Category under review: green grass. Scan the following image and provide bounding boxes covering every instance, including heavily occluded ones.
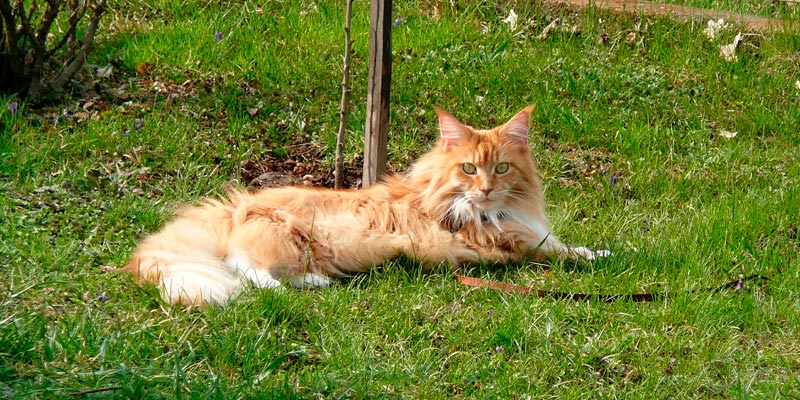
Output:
[2,0,800,398]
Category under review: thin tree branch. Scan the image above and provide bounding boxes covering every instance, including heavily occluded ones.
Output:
[45,0,86,58]
[35,0,61,46]
[334,0,354,189]
[50,0,106,92]
[20,0,57,91]
[15,0,40,47]
[66,0,80,54]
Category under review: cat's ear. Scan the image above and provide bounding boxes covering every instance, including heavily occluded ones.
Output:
[501,105,535,148]
[435,108,469,152]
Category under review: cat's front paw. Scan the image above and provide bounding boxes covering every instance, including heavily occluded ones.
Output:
[593,249,613,259]
[571,247,612,261]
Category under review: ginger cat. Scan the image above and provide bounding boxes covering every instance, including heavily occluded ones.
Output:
[123,106,608,306]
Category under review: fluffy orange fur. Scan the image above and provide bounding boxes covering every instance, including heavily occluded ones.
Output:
[122,106,607,306]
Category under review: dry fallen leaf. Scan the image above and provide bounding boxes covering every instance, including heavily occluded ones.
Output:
[719,32,743,62]
[503,9,518,31]
[718,129,738,139]
[535,18,560,40]
[99,265,117,273]
[135,61,153,75]
[96,65,113,79]
[247,100,264,118]
[626,31,637,45]
[558,177,580,188]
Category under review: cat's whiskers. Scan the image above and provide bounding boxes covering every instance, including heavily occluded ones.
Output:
[497,189,525,202]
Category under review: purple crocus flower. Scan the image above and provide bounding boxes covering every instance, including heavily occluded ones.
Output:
[135,118,143,130]
[393,17,404,27]
[7,102,18,116]
[214,30,223,42]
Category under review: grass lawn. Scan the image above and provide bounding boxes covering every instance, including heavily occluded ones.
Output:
[1,0,799,398]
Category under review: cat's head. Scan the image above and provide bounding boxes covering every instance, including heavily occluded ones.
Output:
[411,106,543,229]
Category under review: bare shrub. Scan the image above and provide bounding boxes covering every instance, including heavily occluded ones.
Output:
[0,0,107,99]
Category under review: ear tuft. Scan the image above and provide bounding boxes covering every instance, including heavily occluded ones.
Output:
[502,105,535,147]
[435,107,467,151]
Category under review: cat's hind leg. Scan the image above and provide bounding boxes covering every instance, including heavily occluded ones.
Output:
[225,250,283,289]
[226,249,332,290]
[226,217,335,290]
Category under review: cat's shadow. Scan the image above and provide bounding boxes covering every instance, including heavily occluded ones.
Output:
[335,254,605,290]
[458,256,602,280]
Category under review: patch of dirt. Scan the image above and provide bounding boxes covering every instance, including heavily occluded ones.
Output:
[549,142,630,187]
[550,0,791,32]
[239,143,365,189]
[14,62,370,191]
[544,141,637,204]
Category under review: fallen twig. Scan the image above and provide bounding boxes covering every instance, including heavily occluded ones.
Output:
[455,274,769,302]
[70,386,121,397]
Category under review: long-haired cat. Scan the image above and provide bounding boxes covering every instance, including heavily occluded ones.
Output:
[123,106,608,306]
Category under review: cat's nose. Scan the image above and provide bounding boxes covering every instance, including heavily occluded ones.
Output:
[480,188,493,196]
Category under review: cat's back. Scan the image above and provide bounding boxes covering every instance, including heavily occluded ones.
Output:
[237,183,393,218]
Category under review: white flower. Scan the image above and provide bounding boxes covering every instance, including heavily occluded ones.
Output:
[503,9,518,31]
[703,18,727,40]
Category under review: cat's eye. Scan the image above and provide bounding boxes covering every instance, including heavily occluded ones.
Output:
[462,163,477,175]
[494,163,510,174]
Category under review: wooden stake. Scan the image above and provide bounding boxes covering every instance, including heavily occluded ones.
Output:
[363,0,392,188]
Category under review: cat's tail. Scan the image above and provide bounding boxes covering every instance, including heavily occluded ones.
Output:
[121,219,243,306]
